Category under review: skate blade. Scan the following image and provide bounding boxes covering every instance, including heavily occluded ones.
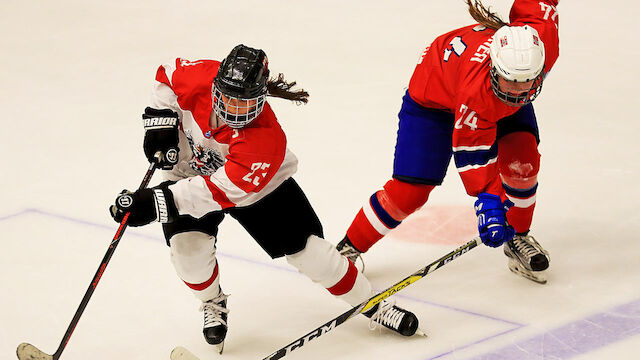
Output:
[215,341,224,354]
[414,328,428,337]
[508,261,547,284]
[16,343,53,360]
[171,346,200,360]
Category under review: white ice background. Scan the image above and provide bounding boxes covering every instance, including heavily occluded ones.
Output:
[1,1,639,359]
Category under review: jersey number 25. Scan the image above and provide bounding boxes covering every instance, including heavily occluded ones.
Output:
[242,162,271,186]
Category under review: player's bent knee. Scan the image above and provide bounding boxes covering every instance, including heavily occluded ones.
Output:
[498,132,540,189]
[169,231,217,282]
[169,231,214,256]
[502,172,538,189]
[500,163,539,189]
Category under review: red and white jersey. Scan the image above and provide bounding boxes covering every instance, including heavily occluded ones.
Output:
[408,0,559,197]
[149,58,298,218]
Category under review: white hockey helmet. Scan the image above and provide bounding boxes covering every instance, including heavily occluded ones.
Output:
[489,25,546,106]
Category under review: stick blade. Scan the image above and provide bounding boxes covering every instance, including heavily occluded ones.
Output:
[171,346,200,360]
[16,343,53,360]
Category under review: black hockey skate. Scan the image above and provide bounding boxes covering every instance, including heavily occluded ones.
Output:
[201,291,229,354]
[363,299,421,337]
[504,233,550,284]
[336,236,365,272]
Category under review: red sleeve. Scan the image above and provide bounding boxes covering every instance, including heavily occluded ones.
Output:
[451,100,504,198]
[155,63,172,87]
[154,58,220,108]
[509,0,560,73]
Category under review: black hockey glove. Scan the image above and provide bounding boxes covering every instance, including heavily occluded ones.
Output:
[109,184,177,227]
[143,107,180,170]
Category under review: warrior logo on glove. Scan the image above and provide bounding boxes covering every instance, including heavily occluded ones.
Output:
[142,107,181,170]
[110,186,177,227]
[165,148,179,165]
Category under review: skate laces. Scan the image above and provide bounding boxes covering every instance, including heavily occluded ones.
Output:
[338,242,366,272]
[339,244,360,260]
[512,235,545,258]
[368,299,404,331]
[200,293,229,327]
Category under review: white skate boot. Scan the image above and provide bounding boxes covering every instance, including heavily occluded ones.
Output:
[503,233,550,284]
[200,291,229,354]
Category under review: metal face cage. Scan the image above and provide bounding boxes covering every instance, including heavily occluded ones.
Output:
[212,85,266,128]
[490,67,544,107]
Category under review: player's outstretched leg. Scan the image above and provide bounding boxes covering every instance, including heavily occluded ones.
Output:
[339,179,435,272]
[200,289,229,353]
[287,235,421,337]
[503,233,549,284]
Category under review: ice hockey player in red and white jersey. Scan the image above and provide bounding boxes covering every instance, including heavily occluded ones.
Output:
[337,0,560,284]
[109,45,419,353]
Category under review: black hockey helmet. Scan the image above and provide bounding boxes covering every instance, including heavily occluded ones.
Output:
[212,44,269,128]
[214,44,269,99]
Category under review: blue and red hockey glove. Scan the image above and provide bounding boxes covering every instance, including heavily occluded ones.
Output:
[474,193,516,247]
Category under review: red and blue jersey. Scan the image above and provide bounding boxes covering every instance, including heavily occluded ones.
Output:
[407,0,559,197]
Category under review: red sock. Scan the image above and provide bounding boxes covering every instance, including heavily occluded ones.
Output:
[346,179,434,252]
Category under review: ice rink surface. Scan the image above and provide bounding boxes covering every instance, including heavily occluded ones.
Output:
[1,1,639,359]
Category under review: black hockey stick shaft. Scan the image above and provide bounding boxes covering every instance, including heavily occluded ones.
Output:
[48,160,158,360]
[262,237,482,360]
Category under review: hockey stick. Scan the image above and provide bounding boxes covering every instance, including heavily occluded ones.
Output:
[17,158,160,360]
[170,237,482,360]
[260,237,482,360]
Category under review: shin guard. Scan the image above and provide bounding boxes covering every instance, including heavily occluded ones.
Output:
[286,235,372,306]
[346,179,434,252]
[169,231,221,301]
[498,132,540,233]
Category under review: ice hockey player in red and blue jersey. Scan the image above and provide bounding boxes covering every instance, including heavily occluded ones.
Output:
[109,45,420,353]
[337,0,560,284]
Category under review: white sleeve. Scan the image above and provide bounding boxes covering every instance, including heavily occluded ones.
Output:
[168,176,222,218]
[149,60,182,115]
[150,82,181,114]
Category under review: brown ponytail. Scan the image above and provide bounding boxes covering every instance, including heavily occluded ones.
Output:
[266,73,309,105]
[466,0,508,30]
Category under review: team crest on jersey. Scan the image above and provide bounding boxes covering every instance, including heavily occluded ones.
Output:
[184,130,225,175]
[532,35,540,46]
[500,36,508,47]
